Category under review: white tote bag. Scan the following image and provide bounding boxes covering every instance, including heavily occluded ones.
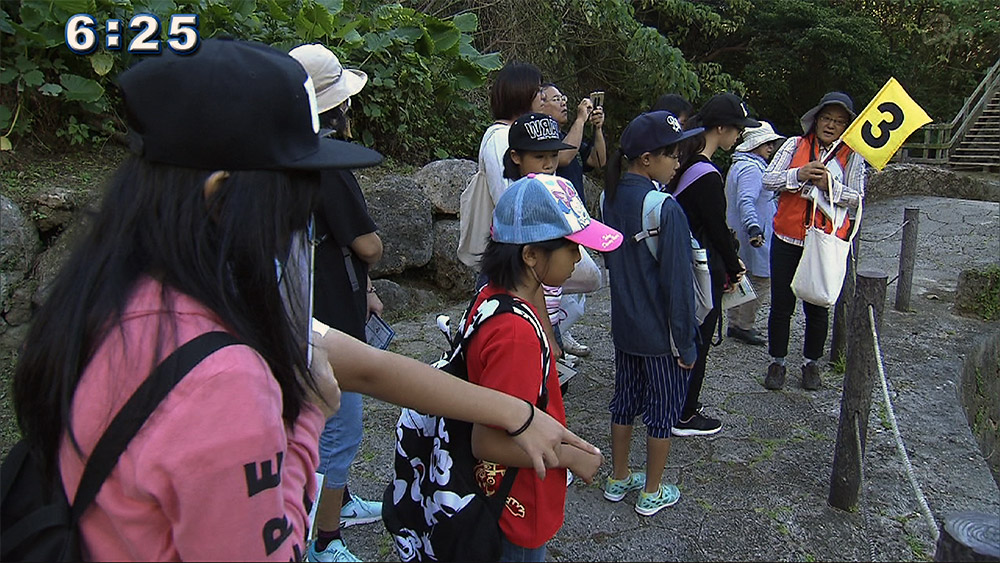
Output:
[791,187,863,308]
[457,124,505,268]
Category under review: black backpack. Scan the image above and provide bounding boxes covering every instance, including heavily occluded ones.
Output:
[382,293,551,562]
[0,331,242,561]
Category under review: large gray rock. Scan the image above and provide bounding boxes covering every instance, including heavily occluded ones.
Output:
[430,219,476,297]
[31,186,79,234]
[1,195,41,318]
[365,175,434,277]
[867,164,1000,202]
[412,158,476,216]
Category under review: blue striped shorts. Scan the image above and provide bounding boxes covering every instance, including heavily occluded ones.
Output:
[609,348,692,438]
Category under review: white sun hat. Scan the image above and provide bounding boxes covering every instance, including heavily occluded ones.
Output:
[289,43,368,114]
[735,121,785,153]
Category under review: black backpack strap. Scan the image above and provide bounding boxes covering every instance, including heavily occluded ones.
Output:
[70,331,243,521]
[458,293,554,517]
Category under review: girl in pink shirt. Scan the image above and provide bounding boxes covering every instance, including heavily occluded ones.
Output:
[11,39,597,562]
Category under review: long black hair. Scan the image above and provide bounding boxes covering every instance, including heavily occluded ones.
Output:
[13,155,319,478]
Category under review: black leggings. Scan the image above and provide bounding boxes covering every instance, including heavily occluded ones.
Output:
[767,235,829,361]
[683,275,723,419]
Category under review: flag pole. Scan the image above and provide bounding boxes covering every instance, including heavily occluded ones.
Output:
[822,138,844,164]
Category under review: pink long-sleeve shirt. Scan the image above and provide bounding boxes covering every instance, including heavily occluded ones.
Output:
[58,277,324,561]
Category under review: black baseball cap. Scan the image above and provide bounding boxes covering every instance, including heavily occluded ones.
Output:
[117,38,383,171]
[693,93,761,129]
[508,113,576,152]
[620,111,704,159]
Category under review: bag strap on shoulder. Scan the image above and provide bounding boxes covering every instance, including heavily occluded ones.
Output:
[457,293,552,514]
[672,161,719,198]
[71,331,243,520]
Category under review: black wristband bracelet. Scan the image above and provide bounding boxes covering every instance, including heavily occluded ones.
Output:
[506,400,534,437]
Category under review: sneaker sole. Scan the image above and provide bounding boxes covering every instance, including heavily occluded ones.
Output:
[340,515,382,528]
[670,425,722,437]
[634,494,680,516]
[603,490,627,502]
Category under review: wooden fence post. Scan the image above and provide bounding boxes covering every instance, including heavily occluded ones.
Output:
[830,237,860,364]
[829,270,888,511]
[895,208,920,312]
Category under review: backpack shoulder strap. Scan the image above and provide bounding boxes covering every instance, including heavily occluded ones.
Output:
[672,161,720,198]
[457,294,551,408]
[70,331,243,520]
[633,190,672,259]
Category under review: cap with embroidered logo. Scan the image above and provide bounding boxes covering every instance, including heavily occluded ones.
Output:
[117,37,382,171]
[693,93,761,129]
[492,173,623,252]
[508,113,576,152]
[620,111,704,160]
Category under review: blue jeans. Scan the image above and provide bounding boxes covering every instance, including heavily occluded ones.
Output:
[499,536,546,562]
[317,391,363,488]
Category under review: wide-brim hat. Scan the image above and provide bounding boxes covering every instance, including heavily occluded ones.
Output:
[289,43,368,113]
[509,113,576,152]
[800,91,856,134]
[735,121,785,152]
[117,38,382,171]
[492,173,623,252]
[621,111,704,160]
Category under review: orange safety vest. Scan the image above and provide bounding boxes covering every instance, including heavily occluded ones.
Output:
[773,135,853,242]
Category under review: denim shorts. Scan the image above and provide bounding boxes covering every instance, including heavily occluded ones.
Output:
[317,391,363,489]
[499,536,547,562]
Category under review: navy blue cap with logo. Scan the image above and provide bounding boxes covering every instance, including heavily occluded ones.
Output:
[117,38,383,171]
[620,110,704,159]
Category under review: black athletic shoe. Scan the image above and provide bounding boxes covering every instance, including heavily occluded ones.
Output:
[671,412,722,437]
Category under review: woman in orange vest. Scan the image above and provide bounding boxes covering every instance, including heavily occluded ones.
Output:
[761,92,867,391]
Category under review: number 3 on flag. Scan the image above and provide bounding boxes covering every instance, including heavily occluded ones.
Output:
[841,78,932,170]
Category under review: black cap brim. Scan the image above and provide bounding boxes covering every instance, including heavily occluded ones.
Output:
[510,139,578,152]
[285,137,384,170]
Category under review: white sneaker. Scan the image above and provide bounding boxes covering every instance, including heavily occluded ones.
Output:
[561,352,579,368]
[307,539,361,562]
[562,331,590,357]
[339,497,382,528]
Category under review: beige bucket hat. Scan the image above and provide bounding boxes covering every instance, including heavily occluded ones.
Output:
[735,121,785,152]
[289,43,368,114]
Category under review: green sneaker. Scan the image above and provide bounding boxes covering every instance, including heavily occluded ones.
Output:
[603,472,646,502]
[635,484,681,516]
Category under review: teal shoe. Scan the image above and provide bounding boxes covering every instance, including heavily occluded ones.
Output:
[603,471,646,502]
[635,484,680,516]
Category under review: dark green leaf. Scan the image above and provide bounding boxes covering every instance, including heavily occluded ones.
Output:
[22,70,44,87]
[60,74,104,102]
[452,13,478,33]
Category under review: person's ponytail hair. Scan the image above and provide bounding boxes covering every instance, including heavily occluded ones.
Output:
[603,148,625,203]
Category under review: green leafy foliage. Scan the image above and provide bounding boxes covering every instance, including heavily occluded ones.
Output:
[0,0,499,162]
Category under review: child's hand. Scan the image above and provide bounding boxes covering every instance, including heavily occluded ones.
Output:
[562,444,603,484]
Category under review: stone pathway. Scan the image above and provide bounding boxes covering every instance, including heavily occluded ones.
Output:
[339,195,999,561]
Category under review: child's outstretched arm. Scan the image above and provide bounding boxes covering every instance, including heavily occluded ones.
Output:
[311,325,600,479]
[471,425,603,484]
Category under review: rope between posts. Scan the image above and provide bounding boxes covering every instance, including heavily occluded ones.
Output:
[868,304,941,543]
[859,219,911,244]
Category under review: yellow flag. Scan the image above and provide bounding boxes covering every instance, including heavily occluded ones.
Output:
[841,78,932,170]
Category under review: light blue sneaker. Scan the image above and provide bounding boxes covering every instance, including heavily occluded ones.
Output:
[307,539,361,562]
[603,471,646,502]
[339,496,382,528]
[635,483,681,516]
